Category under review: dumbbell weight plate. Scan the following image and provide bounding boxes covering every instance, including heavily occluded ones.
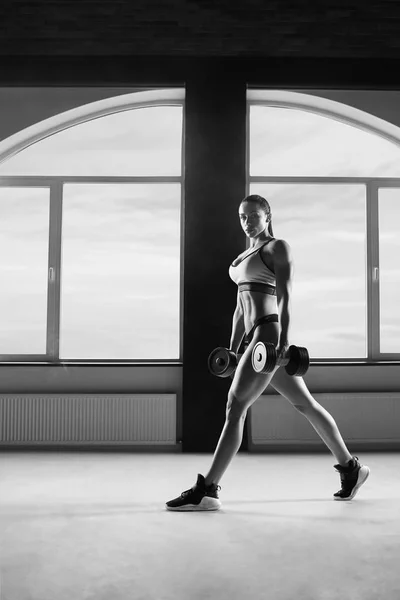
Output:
[285,345,310,377]
[208,347,238,378]
[252,342,277,374]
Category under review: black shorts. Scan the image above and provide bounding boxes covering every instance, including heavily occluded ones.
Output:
[243,314,279,350]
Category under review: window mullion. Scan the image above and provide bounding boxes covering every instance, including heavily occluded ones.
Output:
[366,181,380,360]
[46,181,63,361]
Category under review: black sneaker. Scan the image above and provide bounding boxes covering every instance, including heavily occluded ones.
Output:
[333,456,370,501]
[166,474,222,511]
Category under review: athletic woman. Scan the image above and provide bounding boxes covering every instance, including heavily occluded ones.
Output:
[166,194,370,511]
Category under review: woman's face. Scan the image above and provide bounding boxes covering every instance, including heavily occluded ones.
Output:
[239,202,269,239]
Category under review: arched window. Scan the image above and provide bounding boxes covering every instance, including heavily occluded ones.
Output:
[0,89,184,361]
[248,90,400,361]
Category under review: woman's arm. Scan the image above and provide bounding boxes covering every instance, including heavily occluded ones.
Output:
[229,292,246,353]
[273,239,294,350]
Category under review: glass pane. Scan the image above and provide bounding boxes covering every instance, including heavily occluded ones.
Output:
[378,188,400,353]
[60,183,181,359]
[0,106,183,177]
[250,106,400,177]
[0,187,49,354]
[249,184,367,358]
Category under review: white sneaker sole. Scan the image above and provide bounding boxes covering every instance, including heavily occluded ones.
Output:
[334,465,370,501]
[166,496,222,511]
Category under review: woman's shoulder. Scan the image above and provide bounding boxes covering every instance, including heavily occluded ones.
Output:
[263,237,291,252]
[261,238,292,263]
[264,238,293,268]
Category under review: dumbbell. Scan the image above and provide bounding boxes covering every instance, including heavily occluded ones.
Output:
[207,347,242,378]
[208,342,309,378]
[252,342,309,376]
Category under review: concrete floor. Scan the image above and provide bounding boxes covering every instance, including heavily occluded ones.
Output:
[0,451,399,600]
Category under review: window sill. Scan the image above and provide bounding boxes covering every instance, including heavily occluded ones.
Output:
[0,361,183,367]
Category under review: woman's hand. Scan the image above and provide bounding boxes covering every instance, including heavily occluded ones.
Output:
[276,340,290,359]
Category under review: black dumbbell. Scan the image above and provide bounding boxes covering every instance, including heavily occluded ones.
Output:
[208,347,242,378]
[252,342,309,376]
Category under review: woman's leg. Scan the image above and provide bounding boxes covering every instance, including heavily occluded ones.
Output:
[204,322,279,487]
[270,367,353,466]
[204,411,248,487]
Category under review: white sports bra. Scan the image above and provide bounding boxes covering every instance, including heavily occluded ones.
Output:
[229,239,276,289]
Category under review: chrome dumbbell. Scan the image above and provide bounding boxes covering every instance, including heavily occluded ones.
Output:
[207,347,242,378]
[252,342,310,376]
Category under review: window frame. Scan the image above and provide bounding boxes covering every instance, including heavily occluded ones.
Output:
[247,91,400,364]
[0,90,185,364]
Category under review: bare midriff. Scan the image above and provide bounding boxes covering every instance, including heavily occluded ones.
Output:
[239,290,278,335]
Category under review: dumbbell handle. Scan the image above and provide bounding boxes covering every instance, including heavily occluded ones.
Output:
[257,345,290,367]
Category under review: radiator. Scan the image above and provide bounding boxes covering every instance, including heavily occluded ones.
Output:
[0,394,177,445]
[250,392,400,447]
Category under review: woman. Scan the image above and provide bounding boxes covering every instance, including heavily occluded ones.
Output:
[166,194,370,511]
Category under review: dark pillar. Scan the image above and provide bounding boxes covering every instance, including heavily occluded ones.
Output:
[182,66,247,452]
